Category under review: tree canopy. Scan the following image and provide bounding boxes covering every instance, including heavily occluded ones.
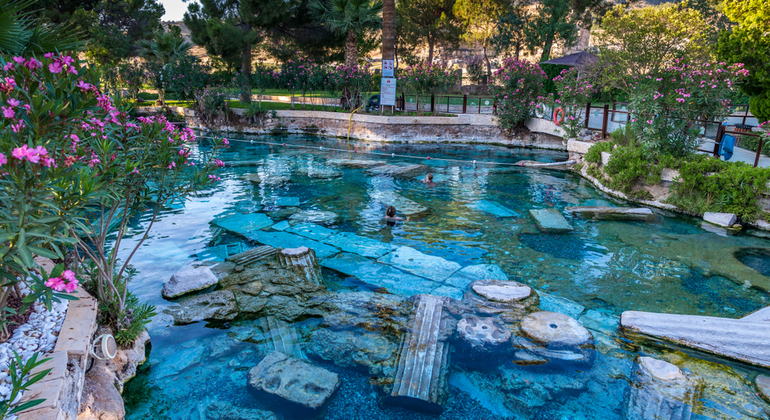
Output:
[396,0,462,64]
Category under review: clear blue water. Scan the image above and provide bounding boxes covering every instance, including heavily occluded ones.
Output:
[121,135,770,419]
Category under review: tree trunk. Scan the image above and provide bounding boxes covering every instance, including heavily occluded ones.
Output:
[240,44,252,103]
[382,0,395,63]
[482,44,491,77]
[345,31,358,67]
[514,42,521,61]
[540,32,554,61]
[427,36,435,64]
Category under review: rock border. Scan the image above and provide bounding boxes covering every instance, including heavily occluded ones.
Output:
[17,264,98,420]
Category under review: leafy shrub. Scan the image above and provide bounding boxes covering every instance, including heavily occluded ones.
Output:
[490,59,547,130]
[195,86,230,124]
[466,56,486,85]
[540,63,570,95]
[553,68,596,139]
[244,102,271,126]
[165,55,212,101]
[585,141,613,164]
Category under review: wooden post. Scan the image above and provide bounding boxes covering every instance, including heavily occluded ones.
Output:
[713,124,725,157]
[447,96,450,113]
[462,95,467,114]
[755,137,763,168]
[584,102,591,127]
[743,106,749,126]
[478,97,482,114]
[601,104,610,138]
[430,95,435,113]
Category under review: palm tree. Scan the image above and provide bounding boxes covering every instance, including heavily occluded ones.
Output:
[0,0,83,55]
[311,0,383,67]
[137,28,192,104]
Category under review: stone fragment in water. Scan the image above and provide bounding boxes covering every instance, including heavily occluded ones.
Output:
[370,190,428,216]
[271,196,300,207]
[250,317,306,358]
[321,252,439,296]
[742,306,770,322]
[327,158,386,168]
[246,231,340,259]
[378,246,461,282]
[620,311,770,368]
[430,285,463,300]
[472,281,532,303]
[162,265,219,299]
[464,279,539,324]
[366,163,428,177]
[538,292,585,319]
[626,357,697,420]
[756,375,770,403]
[213,213,273,236]
[271,220,291,231]
[286,223,337,242]
[566,206,655,222]
[247,351,340,411]
[703,212,738,228]
[289,209,339,225]
[153,344,205,379]
[277,247,324,285]
[521,311,592,347]
[386,294,450,413]
[307,329,398,377]
[468,200,519,218]
[226,245,278,267]
[457,315,511,349]
[444,264,508,290]
[164,290,238,325]
[529,209,573,233]
[323,231,394,258]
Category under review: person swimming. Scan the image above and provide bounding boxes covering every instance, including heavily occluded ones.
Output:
[384,205,409,226]
[421,173,436,186]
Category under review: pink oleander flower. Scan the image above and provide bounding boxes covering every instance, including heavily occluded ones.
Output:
[1,106,14,118]
[168,162,176,169]
[49,61,62,74]
[64,278,79,293]
[7,98,19,107]
[209,174,221,181]
[0,153,6,166]
[222,138,229,145]
[76,81,91,91]
[44,53,54,58]
[45,276,65,291]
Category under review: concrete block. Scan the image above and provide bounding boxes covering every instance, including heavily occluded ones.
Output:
[567,139,593,154]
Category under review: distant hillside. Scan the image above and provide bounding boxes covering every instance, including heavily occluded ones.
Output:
[162,21,209,62]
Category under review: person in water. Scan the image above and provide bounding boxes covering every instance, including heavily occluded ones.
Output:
[384,205,409,226]
[421,173,436,186]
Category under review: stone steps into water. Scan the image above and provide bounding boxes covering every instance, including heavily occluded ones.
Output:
[468,200,519,218]
[213,213,273,236]
[227,246,278,266]
[321,253,440,296]
[626,357,697,420]
[251,317,306,358]
[621,311,770,368]
[566,206,655,222]
[378,246,461,282]
[529,209,573,233]
[366,164,428,177]
[742,306,770,322]
[246,231,340,259]
[387,294,450,413]
[370,190,428,216]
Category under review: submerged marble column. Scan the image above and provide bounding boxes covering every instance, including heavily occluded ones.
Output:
[227,245,278,266]
[626,357,697,420]
[386,294,451,414]
[278,247,323,285]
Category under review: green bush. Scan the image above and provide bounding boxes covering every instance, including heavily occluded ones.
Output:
[750,92,770,124]
[540,63,570,95]
[585,141,614,164]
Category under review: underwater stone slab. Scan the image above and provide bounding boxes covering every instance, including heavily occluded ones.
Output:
[430,285,464,300]
[289,209,339,225]
[323,232,394,258]
[626,357,697,420]
[271,221,291,231]
[444,264,508,290]
[742,306,770,322]
[468,200,519,218]
[251,317,306,358]
[387,294,450,413]
[154,345,205,379]
[213,213,273,236]
[272,197,300,207]
[195,243,249,262]
[366,164,428,177]
[246,231,339,259]
[756,375,770,403]
[457,315,511,349]
[566,206,655,222]
[529,209,573,233]
[327,159,386,168]
[538,292,585,319]
[370,190,429,216]
[521,311,592,347]
[703,212,738,228]
[164,290,238,325]
[286,223,337,242]
[162,265,219,299]
[247,351,340,411]
[621,311,770,368]
[378,246,461,282]
[321,252,439,296]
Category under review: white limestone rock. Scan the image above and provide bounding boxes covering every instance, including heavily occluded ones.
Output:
[162,265,219,299]
[703,212,738,228]
[520,311,592,347]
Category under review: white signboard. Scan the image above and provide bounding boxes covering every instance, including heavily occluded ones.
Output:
[382,59,394,77]
[380,77,397,106]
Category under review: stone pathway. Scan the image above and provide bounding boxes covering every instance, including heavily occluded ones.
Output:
[387,294,450,413]
[324,232,395,258]
[621,310,770,368]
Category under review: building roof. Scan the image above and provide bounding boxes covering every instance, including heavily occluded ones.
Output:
[541,51,599,67]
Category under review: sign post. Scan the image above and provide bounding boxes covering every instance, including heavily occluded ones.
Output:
[380,77,396,108]
[382,60,394,77]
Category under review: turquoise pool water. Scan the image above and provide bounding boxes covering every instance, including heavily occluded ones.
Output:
[122,135,770,419]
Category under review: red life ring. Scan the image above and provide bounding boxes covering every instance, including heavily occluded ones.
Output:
[553,107,565,126]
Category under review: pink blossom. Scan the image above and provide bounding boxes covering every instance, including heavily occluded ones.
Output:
[0,153,6,166]
[2,106,14,119]
[44,53,54,58]
[168,162,176,169]
[45,276,65,291]
[49,61,62,74]
[76,81,91,91]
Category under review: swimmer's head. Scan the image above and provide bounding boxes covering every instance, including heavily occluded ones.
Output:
[386,206,396,217]
[427,173,434,181]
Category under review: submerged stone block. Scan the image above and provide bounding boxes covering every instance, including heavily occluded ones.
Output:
[626,357,697,420]
[246,231,340,259]
[378,246,461,282]
[271,197,300,207]
[250,317,306,358]
[445,264,508,290]
[464,279,539,324]
[195,243,249,262]
[566,206,655,222]
[703,212,738,228]
[286,223,337,242]
[370,190,428,216]
[756,375,770,403]
[213,213,273,236]
[529,209,573,233]
[323,232,394,259]
[386,294,450,413]
[164,290,238,325]
[162,265,219,299]
[621,311,770,368]
[289,210,339,225]
[430,285,464,300]
[366,164,428,177]
[327,159,385,168]
[247,351,339,412]
[227,245,278,266]
[321,252,439,296]
[521,311,592,347]
[468,200,519,218]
